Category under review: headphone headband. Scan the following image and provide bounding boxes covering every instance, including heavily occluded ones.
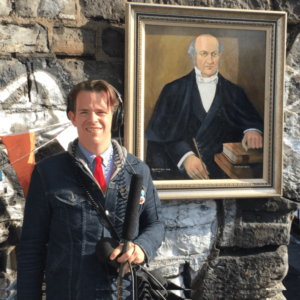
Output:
[109,85,123,105]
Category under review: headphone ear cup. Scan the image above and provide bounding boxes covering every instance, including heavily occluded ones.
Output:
[112,106,121,131]
[117,107,124,128]
[112,93,124,131]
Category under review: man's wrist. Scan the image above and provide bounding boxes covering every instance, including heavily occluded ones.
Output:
[133,242,148,264]
[243,128,262,135]
[177,151,195,169]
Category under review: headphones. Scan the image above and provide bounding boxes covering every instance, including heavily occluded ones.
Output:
[66,83,124,132]
[109,85,124,132]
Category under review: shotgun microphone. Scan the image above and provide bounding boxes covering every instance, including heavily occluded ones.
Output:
[117,173,144,299]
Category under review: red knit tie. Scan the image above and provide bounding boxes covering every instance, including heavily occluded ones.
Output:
[94,156,107,193]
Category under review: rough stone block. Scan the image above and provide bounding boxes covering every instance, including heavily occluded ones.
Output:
[173,0,208,5]
[0,151,23,199]
[29,57,73,99]
[5,199,24,222]
[0,24,49,54]
[191,245,288,299]
[15,0,39,17]
[15,0,76,19]
[58,59,124,93]
[210,0,273,10]
[131,0,209,6]
[284,109,300,140]
[0,58,27,90]
[149,253,209,278]
[134,0,272,10]
[79,0,125,22]
[283,132,300,201]
[0,0,12,16]
[57,60,88,85]
[161,201,217,229]
[274,0,300,24]
[149,201,217,278]
[1,246,17,274]
[0,153,25,248]
[102,28,124,58]
[0,58,72,134]
[286,32,300,72]
[38,0,76,19]
[0,222,10,244]
[0,289,9,299]
[0,207,10,223]
[0,278,9,290]
[0,52,11,60]
[217,198,299,248]
[52,27,95,56]
[0,111,68,134]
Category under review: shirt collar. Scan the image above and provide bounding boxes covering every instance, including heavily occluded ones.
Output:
[100,143,113,167]
[194,67,219,82]
[77,141,113,167]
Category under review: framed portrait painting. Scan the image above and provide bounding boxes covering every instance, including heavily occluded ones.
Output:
[124,3,286,200]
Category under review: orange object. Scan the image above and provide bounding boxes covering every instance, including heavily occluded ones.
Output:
[1,131,35,198]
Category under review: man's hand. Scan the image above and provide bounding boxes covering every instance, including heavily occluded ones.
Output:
[242,131,263,151]
[110,242,145,274]
[183,155,209,179]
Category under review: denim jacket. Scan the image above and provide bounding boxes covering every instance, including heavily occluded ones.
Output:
[17,139,164,300]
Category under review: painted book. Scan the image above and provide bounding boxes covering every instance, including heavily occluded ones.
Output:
[214,153,263,179]
[222,143,263,164]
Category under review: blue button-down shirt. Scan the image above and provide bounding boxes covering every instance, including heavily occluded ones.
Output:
[77,142,114,184]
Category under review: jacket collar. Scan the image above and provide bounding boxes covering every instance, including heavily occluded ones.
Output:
[110,139,127,180]
[67,138,128,181]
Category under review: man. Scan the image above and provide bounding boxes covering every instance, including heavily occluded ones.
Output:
[17,80,164,300]
[145,34,263,180]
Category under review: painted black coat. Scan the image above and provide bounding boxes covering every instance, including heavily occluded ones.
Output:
[145,69,264,179]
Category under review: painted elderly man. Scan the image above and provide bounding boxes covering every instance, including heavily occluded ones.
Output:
[145,34,263,180]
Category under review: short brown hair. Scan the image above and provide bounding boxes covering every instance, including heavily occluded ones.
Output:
[67,80,120,115]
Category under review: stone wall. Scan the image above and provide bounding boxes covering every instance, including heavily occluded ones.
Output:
[0,1,300,299]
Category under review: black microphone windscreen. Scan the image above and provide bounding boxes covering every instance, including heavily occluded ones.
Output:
[122,174,144,241]
[95,237,120,269]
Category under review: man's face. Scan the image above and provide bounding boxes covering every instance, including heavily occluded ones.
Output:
[68,91,113,153]
[194,35,220,77]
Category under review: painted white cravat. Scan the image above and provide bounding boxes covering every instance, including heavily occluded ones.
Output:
[195,67,218,112]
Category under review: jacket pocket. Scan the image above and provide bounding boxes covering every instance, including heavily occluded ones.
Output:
[55,189,85,206]
[54,189,88,226]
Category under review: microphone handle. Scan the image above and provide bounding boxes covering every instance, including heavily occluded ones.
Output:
[117,239,132,299]
[118,239,130,278]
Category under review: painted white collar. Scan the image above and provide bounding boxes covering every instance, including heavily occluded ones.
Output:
[194,67,218,84]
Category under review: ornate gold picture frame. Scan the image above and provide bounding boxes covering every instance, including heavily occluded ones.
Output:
[124,3,286,200]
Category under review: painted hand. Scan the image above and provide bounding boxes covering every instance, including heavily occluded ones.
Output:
[183,154,209,179]
[110,242,145,274]
[242,131,263,151]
